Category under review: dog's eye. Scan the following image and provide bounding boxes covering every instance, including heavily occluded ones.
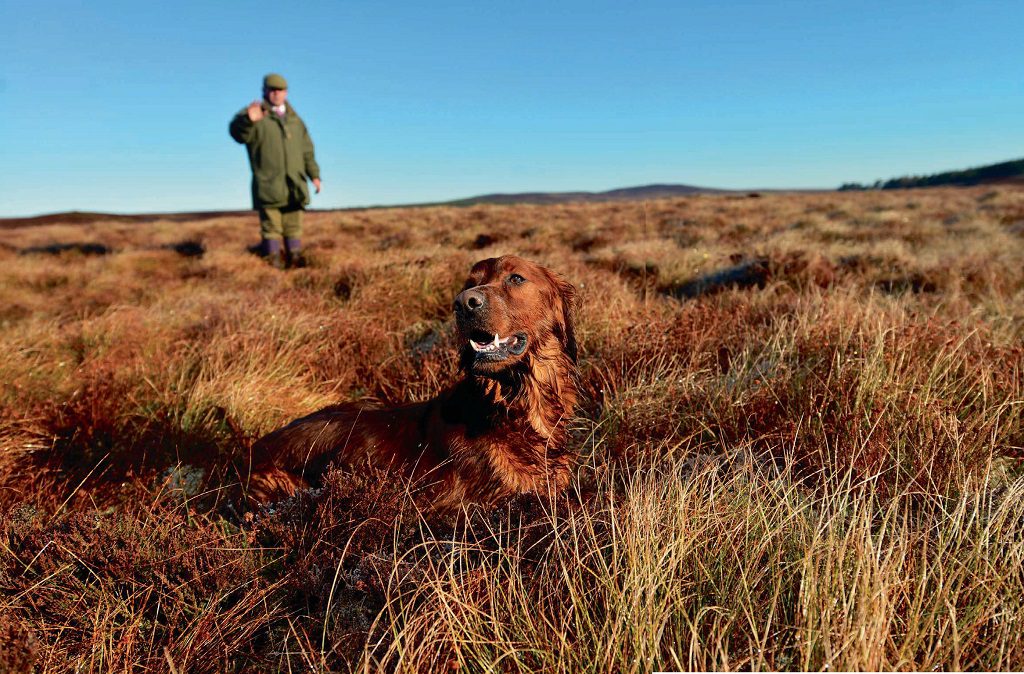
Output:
[507,273,526,285]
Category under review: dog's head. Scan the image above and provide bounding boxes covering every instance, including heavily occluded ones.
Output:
[454,255,577,377]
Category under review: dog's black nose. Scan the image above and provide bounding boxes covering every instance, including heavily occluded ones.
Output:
[455,288,486,313]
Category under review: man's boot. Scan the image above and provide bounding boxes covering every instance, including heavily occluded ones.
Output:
[262,238,284,269]
[285,238,305,268]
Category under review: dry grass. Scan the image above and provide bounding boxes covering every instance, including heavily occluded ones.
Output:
[1,187,1022,671]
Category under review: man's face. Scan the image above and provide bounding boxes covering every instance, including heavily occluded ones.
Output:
[264,87,288,107]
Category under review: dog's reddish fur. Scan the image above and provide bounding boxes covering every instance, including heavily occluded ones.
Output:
[244,255,579,511]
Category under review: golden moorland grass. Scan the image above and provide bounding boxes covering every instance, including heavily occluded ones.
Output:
[0,187,1022,672]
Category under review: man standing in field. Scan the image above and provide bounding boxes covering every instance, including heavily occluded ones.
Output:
[230,73,321,269]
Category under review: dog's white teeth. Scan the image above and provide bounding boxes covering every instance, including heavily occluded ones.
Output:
[471,339,495,352]
[471,334,509,353]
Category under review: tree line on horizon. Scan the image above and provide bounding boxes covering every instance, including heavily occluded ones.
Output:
[839,157,1024,191]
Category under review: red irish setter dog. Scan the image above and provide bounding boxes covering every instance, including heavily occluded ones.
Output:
[244,255,579,511]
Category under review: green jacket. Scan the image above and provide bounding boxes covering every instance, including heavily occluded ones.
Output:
[229,102,320,209]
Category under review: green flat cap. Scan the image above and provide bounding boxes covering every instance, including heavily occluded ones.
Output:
[263,73,288,90]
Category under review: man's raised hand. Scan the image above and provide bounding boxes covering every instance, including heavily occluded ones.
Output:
[246,101,265,122]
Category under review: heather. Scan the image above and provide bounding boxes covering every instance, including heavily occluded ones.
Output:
[1,187,1022,671]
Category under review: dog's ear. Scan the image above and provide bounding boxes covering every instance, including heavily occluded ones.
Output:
[554,276,578,364]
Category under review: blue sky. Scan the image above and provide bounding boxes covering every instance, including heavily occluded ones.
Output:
[3,0,1022,216]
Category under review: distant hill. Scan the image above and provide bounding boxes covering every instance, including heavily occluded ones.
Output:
[0,210,251,230]
[9,165,1021,225]
[840,158,1024,191]
[0,185,739,225]
[435,183,731,206]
